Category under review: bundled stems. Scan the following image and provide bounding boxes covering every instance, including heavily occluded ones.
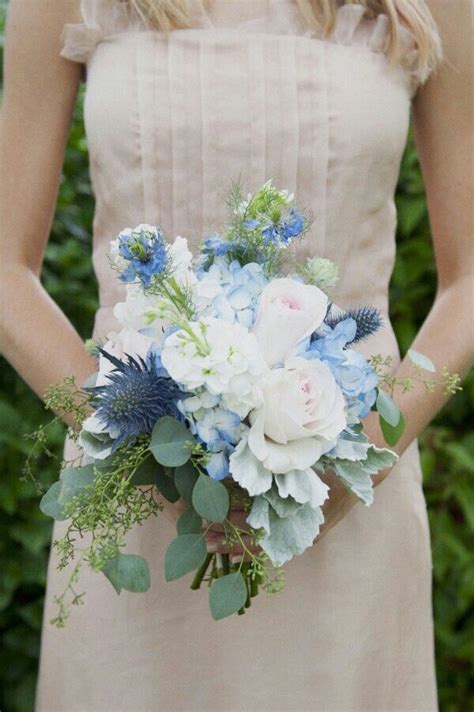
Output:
[190,553,213,590]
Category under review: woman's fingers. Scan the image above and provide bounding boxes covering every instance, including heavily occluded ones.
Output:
[205,530,260,558]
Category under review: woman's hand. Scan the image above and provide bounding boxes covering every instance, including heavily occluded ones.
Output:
[204,506,261,563]
[158,492,261,564]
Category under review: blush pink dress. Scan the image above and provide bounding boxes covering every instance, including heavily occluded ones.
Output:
[36,1,440,710]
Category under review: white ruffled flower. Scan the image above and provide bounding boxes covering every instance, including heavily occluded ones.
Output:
[161,317,267,418]
[113,283,164,332]
[95,328,154,387]
[247,356,347,474]
[168,235,196,288]
[252,278,328,367]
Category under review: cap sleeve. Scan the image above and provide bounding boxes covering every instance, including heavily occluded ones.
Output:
[324,4,439,100]
[60,0,145,64]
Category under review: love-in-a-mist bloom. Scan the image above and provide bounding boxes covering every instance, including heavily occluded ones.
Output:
[111,224,168,287]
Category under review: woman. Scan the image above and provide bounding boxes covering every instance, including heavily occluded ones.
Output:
[1,0,472,710]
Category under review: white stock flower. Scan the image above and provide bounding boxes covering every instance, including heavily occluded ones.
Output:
[252,278,328,367]
[113,283,163,331]
[161,317,267,418]
[247,356,346,474]
[168,235,196,287]
[95,328,154,387]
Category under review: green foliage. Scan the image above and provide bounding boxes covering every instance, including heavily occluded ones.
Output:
[101,553,150,595]
[0,1,471,704]
[209,572,248,621]
[176,507,203,536]
[192,474,230,523]
[149,416,195,467]
[164,534,208,582]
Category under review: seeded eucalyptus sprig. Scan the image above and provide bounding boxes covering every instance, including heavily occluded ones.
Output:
[370,350,462,447]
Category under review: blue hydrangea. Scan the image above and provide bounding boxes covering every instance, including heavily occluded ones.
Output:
[197,257,268,328]
[202,233,235,257]
[86,348,182,450]
[117,225,168,287]
[303,318,379,420]
[179,400,241,480]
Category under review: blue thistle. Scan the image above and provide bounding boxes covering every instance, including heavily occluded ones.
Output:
[324,306,383,345]
[86,350,182,450]
[117,225,168,287]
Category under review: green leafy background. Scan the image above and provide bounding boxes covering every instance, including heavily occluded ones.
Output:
[0,5,472,710]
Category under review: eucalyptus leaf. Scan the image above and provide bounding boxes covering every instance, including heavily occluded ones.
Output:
[155,467,180,503]
[376,389,400,427]
[57,465,96,507]
[175,462,199,502]
[408,348,436,373]
[209,572,248,620]
[380,411,406,447]
[150,416,195,467]
[39,482,68,521]
[101,553,150,594]
[192,474,229,523]
[130,457,161,486]
[164,534,208,581]
[177,508,203,535]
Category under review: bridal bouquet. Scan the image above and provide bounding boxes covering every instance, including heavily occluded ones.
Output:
[35,180,458,625]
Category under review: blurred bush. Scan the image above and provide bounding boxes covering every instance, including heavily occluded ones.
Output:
[0,4,472,711]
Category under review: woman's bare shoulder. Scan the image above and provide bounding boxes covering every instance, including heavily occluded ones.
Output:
[5,0,83,44]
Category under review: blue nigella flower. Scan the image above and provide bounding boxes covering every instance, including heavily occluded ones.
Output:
[86,349,182,450]
[117,225,168,287]
[261,207,305,245]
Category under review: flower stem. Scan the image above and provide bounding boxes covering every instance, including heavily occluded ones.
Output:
[222,553,230,575]
[190,553,213,590]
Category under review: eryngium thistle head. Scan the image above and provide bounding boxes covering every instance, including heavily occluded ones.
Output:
[324,306,383,344]
[86,349,182,450]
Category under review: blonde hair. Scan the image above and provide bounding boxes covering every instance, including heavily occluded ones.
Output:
[127,0,442,82]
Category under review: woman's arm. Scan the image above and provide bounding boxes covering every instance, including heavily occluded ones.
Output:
[316,0,474,538]
[0,0,97,426]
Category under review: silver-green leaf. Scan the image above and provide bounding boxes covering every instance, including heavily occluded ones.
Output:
[376,389,400,427]
[192,474,229,523]
[39,481,68,521]
[57,465,96,507]
[150,416,195,467]
[164,534,208,581]
[209,572,248,620]
[408,348,436,373]
[177,508,203,535]
[101,553,151,594]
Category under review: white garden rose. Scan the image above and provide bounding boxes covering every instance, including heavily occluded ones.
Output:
[247,356,347,474]
[252,278,328,366]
